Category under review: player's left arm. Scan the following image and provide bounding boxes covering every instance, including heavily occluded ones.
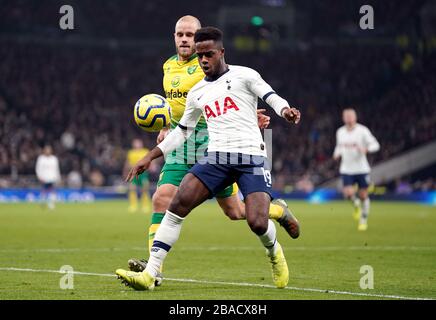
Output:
[248,69,300,124]
[126,95,202,182]
[256,109,270,129]
[361,128,380,154]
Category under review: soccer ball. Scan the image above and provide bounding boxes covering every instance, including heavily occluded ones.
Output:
[133,94,171,132]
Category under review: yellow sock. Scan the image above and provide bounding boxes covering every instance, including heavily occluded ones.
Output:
[148,223,160,252]
[148,212,165,251]
[128,190,138,211]
[141,192,151,212]
[269,203,284,220]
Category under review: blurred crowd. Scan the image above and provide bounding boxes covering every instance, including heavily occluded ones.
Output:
[0,0,435,191]
[1,40,434,191]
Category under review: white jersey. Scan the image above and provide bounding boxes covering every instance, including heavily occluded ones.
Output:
[178,65,285,157]
[334,124,380,174]
[35,155,61,184]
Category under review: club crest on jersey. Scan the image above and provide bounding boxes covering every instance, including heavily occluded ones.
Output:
[187,65,198,75]
[204,97,239,120]
[171,76,181,88]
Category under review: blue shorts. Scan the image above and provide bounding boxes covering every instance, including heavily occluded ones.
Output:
[341,174,370,189]
[42,183,54,190]
[189,152,273,199]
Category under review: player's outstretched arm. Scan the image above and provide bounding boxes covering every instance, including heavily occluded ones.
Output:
[126,121,196,182]
[281,107,301,124]
[125,147,163,182]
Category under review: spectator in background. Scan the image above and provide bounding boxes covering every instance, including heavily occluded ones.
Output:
[67,164,83,189]
[35,145,60,209]
[89,169,105,187]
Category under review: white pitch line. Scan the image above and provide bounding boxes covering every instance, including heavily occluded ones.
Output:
[1,246,435,253]
[0,267,434,301]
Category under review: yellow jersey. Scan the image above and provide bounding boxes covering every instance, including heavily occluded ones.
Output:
[162,53,206,129]
[127,148,149,166]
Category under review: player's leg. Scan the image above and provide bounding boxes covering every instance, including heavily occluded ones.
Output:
[140,173,151,213]
[147,167,187,252]
[357,174,371,231]
[40,183,47,208]
[128,179,139,212]
[216,188,300,238]
[236,158,289,288]
[148,183,178,251]
[216,184,245,220]
[342,175,361,220]
[126,183,176,285]
[117,173,210,290]
[127,166,187,284]
[45,183,55,210]
[245,192,289,288]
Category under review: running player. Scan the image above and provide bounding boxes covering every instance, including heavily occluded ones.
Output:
[35,145,60,210]
[117,26,301,290]
[124,139,151,213]
[333,108,380,231]
[127,16,299,279]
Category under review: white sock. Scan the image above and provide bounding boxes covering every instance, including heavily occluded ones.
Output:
[360,198,370,224]
[351,194,361,208]
[48,192,56,210]
[258,220,278,256]
[145,210,184,277]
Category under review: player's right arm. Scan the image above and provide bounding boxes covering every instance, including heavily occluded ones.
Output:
[126,94,202,182]
[333,130,341,160]
[35,156,43,181]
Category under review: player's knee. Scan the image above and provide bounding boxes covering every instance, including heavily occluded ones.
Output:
[343,188,353,199]
[358,190,369,200]
[247,216,268,235]
[152,190,171,212]
[222,205,244,220]
[168,193,192,217]
[225,210,243,220]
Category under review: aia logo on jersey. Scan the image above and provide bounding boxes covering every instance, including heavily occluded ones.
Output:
[204,97,239,120]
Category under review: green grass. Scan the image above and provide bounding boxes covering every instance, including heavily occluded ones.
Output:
[0,200,435,300]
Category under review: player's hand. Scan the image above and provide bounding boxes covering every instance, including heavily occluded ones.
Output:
[282,107,301,124]
[156,128,170,144]
[125,157,151,182]
[256,109,270,129]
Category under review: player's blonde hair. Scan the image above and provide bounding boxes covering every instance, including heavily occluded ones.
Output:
[175,15,201,31]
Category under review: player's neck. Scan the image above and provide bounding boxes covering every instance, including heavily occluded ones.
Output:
[205,63,229,82]
[177,53,196,62]
[346,123,357,130]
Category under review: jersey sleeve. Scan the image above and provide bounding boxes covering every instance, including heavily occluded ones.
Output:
[178,91,203,129]
[363,127,380,153]
[35,156,42,180]
[333,130,342,158]
[246,68,275,101]
[157,92,202,157]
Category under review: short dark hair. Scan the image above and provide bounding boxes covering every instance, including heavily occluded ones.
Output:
[194,26,223,43]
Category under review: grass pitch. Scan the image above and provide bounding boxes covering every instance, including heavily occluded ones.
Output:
[0,200,435,300]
